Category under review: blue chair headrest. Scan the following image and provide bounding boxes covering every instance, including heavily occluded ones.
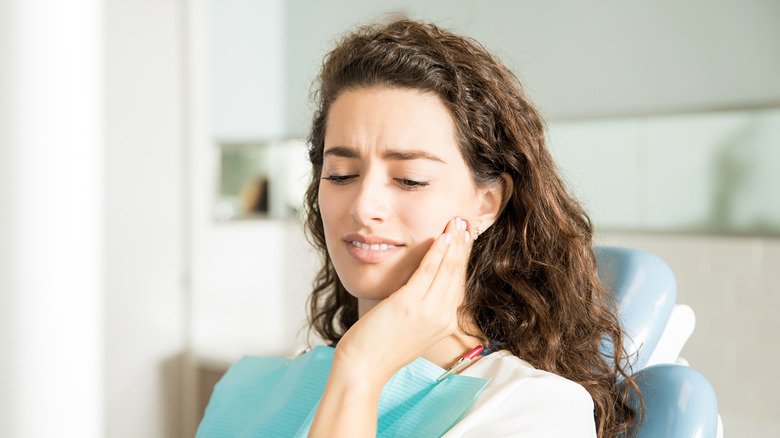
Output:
[595,246,677,371]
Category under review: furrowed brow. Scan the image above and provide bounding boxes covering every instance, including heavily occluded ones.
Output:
[383,149,446,164]
[323,146,360,159]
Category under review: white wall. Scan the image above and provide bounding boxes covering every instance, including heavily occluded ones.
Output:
[211,0,285,141]
[1,1,189,437]
[283,0,780,136]
[0,1,104,437]
[103,1,187,437]
[547,108,780,233]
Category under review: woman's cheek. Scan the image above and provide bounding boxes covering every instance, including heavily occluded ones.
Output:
[408,190,456,228]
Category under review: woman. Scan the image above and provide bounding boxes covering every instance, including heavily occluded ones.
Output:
[303,19,639,437]
[198,18,640,438]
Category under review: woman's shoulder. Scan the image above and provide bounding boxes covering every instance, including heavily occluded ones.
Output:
[464,350,593,409]
[446,350,596,437]
[466,350,590,390]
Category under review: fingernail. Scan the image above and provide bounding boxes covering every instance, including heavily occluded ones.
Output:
[455,218,462,229]
[461,220,468,231]
[444,233,452,244]
[465,231,470,242]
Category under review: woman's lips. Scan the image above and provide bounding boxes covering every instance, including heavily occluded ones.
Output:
[343,234,404,263]
[343,233,404,246]
[350,241,397,251]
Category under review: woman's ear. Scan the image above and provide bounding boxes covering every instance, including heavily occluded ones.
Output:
[474,173,513,230]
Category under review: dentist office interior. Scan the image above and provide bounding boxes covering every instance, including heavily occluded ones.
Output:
[1,0,778,437]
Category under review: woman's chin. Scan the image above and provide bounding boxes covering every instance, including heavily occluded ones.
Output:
[347,288,395,303]
[344,280,405,305]
[340,268,412,302]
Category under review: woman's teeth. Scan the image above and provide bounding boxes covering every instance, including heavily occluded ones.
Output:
[351,241,396,251]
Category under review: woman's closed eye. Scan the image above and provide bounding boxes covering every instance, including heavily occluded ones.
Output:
[321,174,430,190]
[395,178,429,190]
[322,174,357,185]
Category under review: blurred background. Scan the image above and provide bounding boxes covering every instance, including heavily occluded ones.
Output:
[1,0,778,436]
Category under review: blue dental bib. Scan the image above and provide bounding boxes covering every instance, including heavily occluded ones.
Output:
[197,346,489,437]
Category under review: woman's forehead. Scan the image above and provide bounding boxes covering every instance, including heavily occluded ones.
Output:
[323,87,460,160]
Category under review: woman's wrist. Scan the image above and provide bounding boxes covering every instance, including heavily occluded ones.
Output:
[309,358,384,438]
[330,347,395,390]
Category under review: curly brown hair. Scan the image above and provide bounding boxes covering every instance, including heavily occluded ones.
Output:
[304,19,641,437]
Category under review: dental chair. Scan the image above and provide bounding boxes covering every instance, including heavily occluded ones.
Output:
[595,246,722,438]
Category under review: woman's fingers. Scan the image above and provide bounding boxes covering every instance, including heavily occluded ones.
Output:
[406,218,472,322]
[402,225,453,295]
[387,217,473,336]
[426,217,472,307]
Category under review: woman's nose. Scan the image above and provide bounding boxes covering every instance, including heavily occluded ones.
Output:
[349,175,389,225]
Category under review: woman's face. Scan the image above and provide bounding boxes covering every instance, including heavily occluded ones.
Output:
[319,87,482,310]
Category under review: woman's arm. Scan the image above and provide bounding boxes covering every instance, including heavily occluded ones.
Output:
[308,217,473,437]
[306,362,383,437]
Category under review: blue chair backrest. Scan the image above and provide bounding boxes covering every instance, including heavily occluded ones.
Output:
[623,364,720,437]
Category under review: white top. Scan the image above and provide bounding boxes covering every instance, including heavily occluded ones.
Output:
[443,350,597,437]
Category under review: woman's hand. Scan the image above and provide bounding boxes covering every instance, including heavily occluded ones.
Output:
[335,216,474,382]
[308,217,474,438]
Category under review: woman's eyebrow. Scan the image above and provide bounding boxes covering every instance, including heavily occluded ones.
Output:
[323,146,446,164]
[323,146,359,158]
[383,149,445,164]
